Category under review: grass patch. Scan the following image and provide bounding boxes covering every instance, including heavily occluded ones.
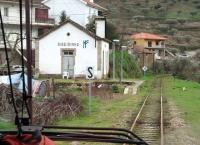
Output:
[56,94,138,128]
[56,76,154,128]
[55,77,154,144]
[164,76,200,134]
[0,121,15,130]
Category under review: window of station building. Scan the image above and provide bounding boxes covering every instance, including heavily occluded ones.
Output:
[4,7,9,17]
[148,41,152,47]
[35,8,48,20]
[64,51,74,56]
[156,41,159,46]
[98,11,103,16]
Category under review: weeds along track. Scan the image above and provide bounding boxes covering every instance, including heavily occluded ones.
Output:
[128,77,164,145]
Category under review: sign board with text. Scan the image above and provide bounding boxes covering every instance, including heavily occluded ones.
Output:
[142,66,148,72]
[86,66,94,80]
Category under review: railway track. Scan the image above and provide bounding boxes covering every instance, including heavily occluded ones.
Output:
[125,77,164,145]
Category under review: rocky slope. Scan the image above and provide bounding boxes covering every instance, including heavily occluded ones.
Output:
[95,0,200,51]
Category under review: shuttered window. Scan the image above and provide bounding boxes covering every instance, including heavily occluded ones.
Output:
[35,8,48,20]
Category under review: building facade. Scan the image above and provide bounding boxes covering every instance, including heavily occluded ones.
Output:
[42,0,107,26]
[0,0,55,69]
[131,32,167,60]
[36,18,110,79]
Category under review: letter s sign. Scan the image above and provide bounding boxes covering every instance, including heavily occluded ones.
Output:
[86,66,94,79]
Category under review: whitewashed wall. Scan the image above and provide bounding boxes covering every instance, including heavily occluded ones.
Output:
[0,2,39,25]
[38,22,109,78]
[39,23,97,75]
[0,2,45,49]
[101,41,109,75]
[43,0,98,26]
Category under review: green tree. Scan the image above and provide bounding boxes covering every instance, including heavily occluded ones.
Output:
[86,16,96,33]
[59,10,68,24]
[86,16,119,40]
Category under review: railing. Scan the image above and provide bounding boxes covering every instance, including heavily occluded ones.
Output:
[146,45,165,49]
[2,16,55,25]
[35,18,55,25]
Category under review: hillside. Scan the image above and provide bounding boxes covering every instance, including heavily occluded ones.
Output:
[95,0,200,51]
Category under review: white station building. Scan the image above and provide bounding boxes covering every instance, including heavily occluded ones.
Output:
[42,0,107,26]
[36,17,110,79]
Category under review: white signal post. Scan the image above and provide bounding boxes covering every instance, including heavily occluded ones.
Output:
[86,66,94,115]
[112,39,120,80]
[120,45,127,83]
[142,66,148,76]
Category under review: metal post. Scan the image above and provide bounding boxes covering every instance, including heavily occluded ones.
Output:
[121,49,123,82]
[52,78,55,99]
[120,47,123,83]
[88,82,92,115]
[25,0,32,123]
[143,51,145,76]
[112,42,115,80]
[153,53,155,73]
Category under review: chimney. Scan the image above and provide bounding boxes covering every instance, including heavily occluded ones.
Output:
[95,17,106,38]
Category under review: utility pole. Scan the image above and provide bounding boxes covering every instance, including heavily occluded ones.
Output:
[25,0,32,123]
[120,48,123,83]
[120,46,127,83]
[143,50,145,76]
[113,39,119,80]
[112,42,115,80]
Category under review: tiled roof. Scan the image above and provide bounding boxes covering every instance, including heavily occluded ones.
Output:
[1,0,42,4]
[82,0,107,11]
[131,32,167,40]
[38,19,111,43]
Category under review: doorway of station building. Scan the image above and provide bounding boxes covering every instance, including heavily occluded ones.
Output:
[62,50,75,78]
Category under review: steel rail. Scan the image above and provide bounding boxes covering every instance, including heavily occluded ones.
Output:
[124,77,165,145]
[130,96,149,131]
[123,95,149,145]
[160,80,164,145]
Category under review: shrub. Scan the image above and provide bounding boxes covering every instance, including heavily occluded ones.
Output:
[174,36,184,43]
[194,50,200,61]
[177,18,186,24]
[193,0,200,4]
[112,85,124,93]
[165,19,178,25]
[154,4,162,9]
[168,28,178,35]
[136,2,141,6]
[154,61,165,74]
[112,85,120,93]
[190,11,197,17]
[171,58,196,79]
[177,10,182,15]
[109,51,142,79]
[86,17,119,40]
[196,5,200,9]
[184,35,192,43]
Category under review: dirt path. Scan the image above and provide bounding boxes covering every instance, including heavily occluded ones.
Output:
[131,80,144,95]
[164,101,199,145]
[124,80,144,95]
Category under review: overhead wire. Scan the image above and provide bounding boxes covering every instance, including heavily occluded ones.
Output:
[19,0,31,123]
[0,9,22,135]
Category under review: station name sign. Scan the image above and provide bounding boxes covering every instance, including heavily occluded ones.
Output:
[58,42,79,47]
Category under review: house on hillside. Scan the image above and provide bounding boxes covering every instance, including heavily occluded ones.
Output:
[132,45,155,68]
[0,0,55,69]
[42,0,107,26]
[36,17,110,79]
[130,32,167,67]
